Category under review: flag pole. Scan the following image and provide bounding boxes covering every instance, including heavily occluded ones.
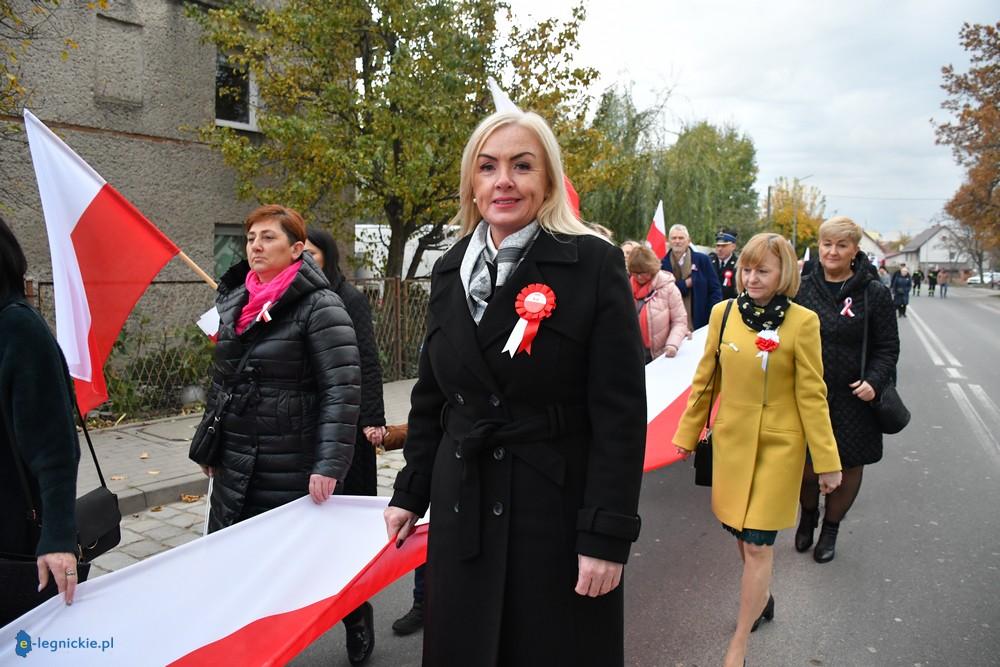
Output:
[177,251,218,290]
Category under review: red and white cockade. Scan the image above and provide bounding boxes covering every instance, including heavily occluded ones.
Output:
[502,283,556,357]
[754,329,780,371]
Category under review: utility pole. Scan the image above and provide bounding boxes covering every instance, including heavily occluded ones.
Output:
[791,174,813,253]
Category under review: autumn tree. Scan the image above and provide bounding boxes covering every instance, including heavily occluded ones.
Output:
[656,121,760,246]
[935,22,1000,254]
[764,177,825,252]
[189,0,598,278]
[579,85,663,242]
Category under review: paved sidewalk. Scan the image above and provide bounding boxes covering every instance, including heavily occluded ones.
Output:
[80,378,415,577]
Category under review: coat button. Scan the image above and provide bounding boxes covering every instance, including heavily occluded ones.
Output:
[489,394,501,407]
[454,445,462,459]
[492,501,504,516]
[493,447,505,461]
[454,393,465,405]
[453,502,460,513]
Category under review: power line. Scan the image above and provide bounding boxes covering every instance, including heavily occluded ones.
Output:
[825,193,951,202]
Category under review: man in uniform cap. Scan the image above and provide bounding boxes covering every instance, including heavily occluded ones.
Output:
[710,229,740,300]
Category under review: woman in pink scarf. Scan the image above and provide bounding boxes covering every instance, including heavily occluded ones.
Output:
[627,245,688,363]
[190,205,369,661]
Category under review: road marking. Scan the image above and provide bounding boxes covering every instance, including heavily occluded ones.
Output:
[973,301,1000,316]
[945,367,964,379]
[904,308,944,366]
[968,384,1000,428]
[908,308,961,367]
[947,383,1000,465]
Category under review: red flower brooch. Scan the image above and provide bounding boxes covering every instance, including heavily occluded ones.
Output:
[754,329,780,370]
[502,284,556,357]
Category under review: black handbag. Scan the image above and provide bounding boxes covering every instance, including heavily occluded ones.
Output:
[862,288,910,434]
[189,337,260,466]
[2,392,122,566]
[693,300,734,487]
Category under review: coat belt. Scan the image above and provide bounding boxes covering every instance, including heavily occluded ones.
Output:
[449,404,590,560]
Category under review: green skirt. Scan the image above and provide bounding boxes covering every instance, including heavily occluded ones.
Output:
[722,523,777,546]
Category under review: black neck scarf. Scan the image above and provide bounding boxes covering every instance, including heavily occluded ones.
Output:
[735,291,790,332]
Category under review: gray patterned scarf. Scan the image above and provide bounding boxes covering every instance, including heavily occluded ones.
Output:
[460,220,540,325]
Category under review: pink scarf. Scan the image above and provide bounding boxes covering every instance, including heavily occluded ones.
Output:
[236,261,301,335]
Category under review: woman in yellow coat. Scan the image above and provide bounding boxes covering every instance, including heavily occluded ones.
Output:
[674,233,843,667]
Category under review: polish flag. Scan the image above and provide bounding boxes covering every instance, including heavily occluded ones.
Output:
[0,351,707,663]
[1,496,428,666]
[642,325,710,471]
[23,110,179,414]
[646,200,667,259]
[487,78,582,219]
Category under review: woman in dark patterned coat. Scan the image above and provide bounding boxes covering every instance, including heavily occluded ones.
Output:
[794,216,900,563]
[383,111,646,666]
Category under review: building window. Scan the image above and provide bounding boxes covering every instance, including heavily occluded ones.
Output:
[215,52,258,131]
[214,224,246,278]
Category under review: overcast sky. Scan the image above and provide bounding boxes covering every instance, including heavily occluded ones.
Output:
[505,0,998,240]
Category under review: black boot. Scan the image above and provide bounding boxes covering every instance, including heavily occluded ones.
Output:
[750,594,774,633]
[391,600,424,636]
[345,602,375,665]
[813,520,840,563]
[795,508,818,553]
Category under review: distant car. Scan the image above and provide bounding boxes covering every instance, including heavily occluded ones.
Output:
[966,272,996,285]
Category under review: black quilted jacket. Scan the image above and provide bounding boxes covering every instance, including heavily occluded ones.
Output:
[205,254,361,532]
[329,272,385,496]
[795,252,900,467]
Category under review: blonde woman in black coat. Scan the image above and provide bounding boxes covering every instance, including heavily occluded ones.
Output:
[384,111,646,666]
[794,216,899,563]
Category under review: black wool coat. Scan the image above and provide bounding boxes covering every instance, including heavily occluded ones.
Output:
[203,255,361,532]
[390,231,647,667]
[330,272,385,496]
[795,253,900,468]
[0,296,80,558]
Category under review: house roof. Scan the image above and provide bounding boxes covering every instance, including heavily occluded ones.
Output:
[860,229,886,252]
[901,225,945,252]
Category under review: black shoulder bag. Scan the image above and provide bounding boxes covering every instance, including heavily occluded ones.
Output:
[189,338,260,466]
[862,287,910,434]
[694,299,734,486]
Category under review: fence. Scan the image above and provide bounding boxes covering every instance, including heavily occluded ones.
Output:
[32,277,430,421]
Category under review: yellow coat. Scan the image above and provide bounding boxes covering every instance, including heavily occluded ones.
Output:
[675,300,842,531]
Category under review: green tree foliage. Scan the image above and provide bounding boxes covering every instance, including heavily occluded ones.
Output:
[935,22,1000,252]
[189,0,597,277]
[579,86,661,242]
[656,121,760,246]
[581,92,761,247]
[764,177,826,252]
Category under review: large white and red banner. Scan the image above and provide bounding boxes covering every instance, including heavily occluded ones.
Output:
[0,337,705,665]
[23,110,179,414]
[1,497,428,666]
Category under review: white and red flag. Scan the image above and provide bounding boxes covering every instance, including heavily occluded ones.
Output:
[646,200,667,259]
[0,330,706,664]
[23,110,179,414]
[0,496,428,666]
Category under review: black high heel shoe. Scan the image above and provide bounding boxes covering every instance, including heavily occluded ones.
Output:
[795,508,818,553]
[750,594,774,633]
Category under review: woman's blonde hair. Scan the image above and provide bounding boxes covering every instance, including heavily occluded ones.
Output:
[736,233,800,298]
[627,245,661,275]
[453,110,598,239]
[819,215,862,245]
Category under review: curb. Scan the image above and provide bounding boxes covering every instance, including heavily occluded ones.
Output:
[116,475,209,515]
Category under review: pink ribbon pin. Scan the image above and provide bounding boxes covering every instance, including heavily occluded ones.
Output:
[840,297,855,317]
